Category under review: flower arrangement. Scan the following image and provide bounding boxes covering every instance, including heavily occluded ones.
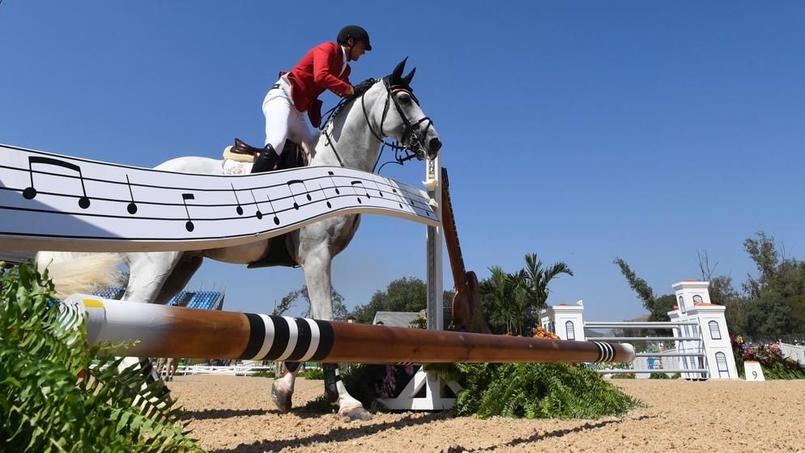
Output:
[731,335,805,379]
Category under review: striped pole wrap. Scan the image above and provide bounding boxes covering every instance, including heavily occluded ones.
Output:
[240,314,334,362]
[68,295,634,364]
[592,341,616,363]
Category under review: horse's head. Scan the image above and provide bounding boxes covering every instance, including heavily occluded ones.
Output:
[363,58,442,160]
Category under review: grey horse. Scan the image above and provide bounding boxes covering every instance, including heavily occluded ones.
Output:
[38,59,442,420]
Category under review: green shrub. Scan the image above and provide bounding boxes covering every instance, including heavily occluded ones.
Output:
[299,367,324,380]
[452,363,642,419]
[251,370,276,379]
[610,372,636,379]
[0,262,202,452]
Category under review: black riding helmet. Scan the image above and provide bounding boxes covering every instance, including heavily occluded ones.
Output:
[337,25,372,51]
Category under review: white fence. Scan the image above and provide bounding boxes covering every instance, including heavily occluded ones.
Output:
[584,321,709,378]
[780,343,805,366]
[174,365,274,376]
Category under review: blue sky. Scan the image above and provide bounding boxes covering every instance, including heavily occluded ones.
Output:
[2,2,805,321]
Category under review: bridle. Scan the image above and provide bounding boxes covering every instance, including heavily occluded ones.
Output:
[320,78,435,172]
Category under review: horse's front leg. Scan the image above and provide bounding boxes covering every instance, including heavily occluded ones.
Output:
[302,244,371,420]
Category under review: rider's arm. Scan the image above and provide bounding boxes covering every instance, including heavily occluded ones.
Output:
[312,45,353,98]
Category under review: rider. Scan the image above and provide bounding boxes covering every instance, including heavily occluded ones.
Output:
[251,25,372,173]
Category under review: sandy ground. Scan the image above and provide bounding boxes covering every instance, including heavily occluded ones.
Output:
[168,375,805,452]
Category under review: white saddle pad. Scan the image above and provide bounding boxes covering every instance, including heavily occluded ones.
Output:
[221,145,254,175]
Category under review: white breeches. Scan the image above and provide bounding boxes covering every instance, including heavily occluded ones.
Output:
[262,77,317,156]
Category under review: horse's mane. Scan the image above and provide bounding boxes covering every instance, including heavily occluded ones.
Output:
[321,78,381,130]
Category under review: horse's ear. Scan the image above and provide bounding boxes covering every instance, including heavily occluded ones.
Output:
[390,57,408,85]
[402,67,416,86]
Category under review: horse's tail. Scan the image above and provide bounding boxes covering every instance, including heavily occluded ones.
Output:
[35,251,125,299]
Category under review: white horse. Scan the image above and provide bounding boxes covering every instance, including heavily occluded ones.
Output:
[37,59,441,420]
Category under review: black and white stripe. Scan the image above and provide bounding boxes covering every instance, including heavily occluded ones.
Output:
[240,314,335,361]
[593,341,616,362]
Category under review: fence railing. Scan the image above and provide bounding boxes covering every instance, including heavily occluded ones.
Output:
[584,321,707,378]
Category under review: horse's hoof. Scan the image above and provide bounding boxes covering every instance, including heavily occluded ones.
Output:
[271,381,293,413]
[338,404,372,421]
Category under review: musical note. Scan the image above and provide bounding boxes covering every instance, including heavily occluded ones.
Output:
[22,156,91,209]
[287,179,312,210]
[328,171,340,195]
[250,190,262,220]
[125,175,138,215]
[351,181,369,204]
[265,194,280,225]
[372,179,385,198]
[231,183,244,215]
[181,193,195,232]
[319,184,332,209]
[392,188,403,209]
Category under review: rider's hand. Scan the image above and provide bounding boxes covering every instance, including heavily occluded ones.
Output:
[345,85,355,97]
[352,78,376,97]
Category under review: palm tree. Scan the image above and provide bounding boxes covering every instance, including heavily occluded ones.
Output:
[482,266,517,334]
[481,253,573,336]
[522,252,574,311]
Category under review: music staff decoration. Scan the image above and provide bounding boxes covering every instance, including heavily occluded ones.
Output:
[0,144,438,252]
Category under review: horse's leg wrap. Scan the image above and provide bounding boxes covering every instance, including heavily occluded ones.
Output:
[323,364,340,404]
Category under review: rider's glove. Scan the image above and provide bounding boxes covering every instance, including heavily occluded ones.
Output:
[352,78,376,98]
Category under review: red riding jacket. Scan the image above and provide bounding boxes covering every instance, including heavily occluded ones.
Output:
[284,41,352,126]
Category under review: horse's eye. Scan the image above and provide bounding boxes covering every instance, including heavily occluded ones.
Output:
[398,94,412,105]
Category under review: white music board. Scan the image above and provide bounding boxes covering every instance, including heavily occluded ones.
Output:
[0,144,438,252]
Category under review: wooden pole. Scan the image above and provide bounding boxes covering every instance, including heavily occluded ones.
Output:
[67,296,634,364]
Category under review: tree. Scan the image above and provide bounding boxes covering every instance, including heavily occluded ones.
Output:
[349,277,454,324]
[612,257,672,322]
[733,232,805,340]
[481,253,573,335]
[481,266,519,334]
[522,252,574,312]
[273,286,348,320]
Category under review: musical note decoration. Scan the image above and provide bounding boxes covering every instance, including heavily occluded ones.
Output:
[230,183,244,216]
[125,175,138,214]
[181,193,195,232]
[23,156,91,209]
[0,144,438,253]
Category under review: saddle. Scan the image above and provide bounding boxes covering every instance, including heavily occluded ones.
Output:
[224,138,309,171]
[224,138,309,269]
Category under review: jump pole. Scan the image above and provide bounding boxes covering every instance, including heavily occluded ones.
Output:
[65,295,635,364]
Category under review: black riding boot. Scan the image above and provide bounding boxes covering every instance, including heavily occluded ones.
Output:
[251,144,280,173]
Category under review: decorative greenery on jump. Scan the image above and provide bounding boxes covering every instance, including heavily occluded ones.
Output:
[0,263,202,452]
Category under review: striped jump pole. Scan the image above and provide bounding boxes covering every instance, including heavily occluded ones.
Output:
[65,295,635,364]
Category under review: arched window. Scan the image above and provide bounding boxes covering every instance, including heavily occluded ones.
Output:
[565,321,575,340]
[709,320,721,340]
[715,352,730,378]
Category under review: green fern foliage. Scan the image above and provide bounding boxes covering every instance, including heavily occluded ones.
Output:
[0,262,203,452]
[454,363,641,419]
